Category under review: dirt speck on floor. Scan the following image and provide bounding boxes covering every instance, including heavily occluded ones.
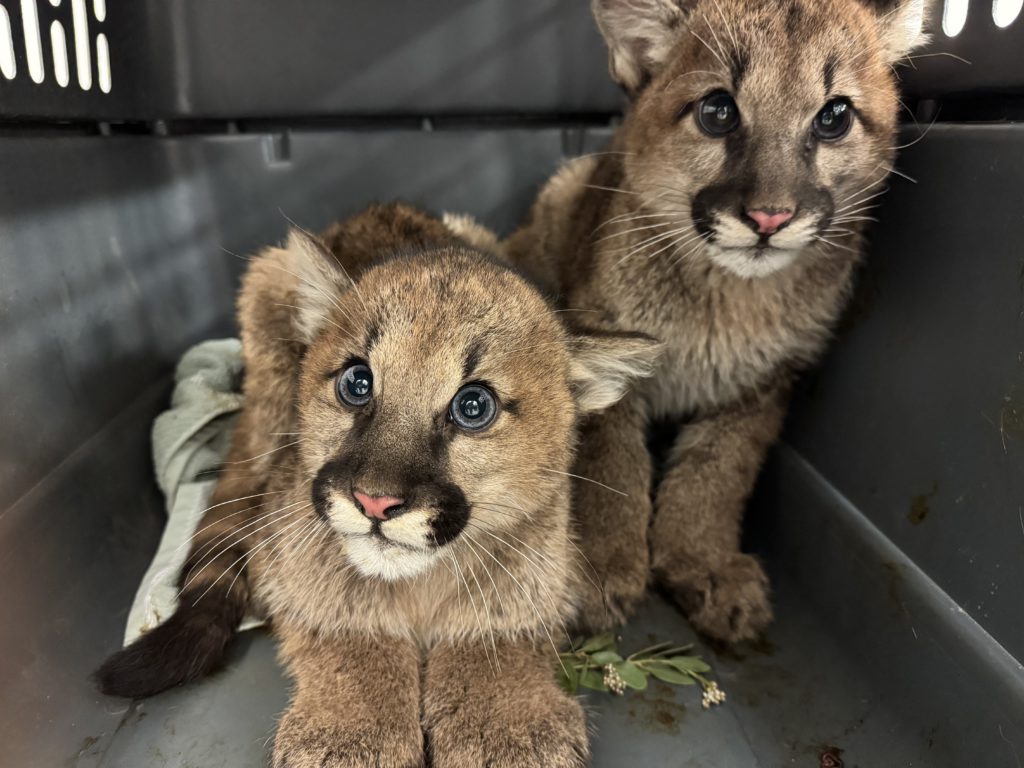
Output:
[908,481,938,525]
[625,681,688,735]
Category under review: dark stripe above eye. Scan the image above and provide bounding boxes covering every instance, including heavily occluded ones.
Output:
[364,321,381,353]
[730,50,749,92]
[462,340,486,381]
[823,54,839,95]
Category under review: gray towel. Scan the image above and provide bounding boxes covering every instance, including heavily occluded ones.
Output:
[124,338,265,645]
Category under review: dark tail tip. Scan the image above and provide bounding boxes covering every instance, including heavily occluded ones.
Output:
[95,594,243,699]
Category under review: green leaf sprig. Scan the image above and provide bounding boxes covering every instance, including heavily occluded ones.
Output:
[556,632,726,709]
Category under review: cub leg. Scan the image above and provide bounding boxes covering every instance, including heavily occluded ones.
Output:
[570,393,653,630]
[272,625,424,768]
[424,638,588,768]
[651,385,788,644]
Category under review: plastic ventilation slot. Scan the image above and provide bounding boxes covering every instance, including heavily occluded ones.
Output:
[943,0,970,35]
[50,20,68,87]
[20,0,44,83]
[70,0,91,89]
[95,30,109,93]
[0,5,14,80]
[993,0,1023,26]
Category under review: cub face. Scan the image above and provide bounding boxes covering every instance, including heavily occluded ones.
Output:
[286,234,659,581]
[593,0,928,278]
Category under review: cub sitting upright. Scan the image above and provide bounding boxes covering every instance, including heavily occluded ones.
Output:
[96,204,660,768]
[506,0,927,642]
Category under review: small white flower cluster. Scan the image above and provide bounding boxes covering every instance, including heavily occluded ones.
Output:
[602,664,627,695]
[701,680,726,709]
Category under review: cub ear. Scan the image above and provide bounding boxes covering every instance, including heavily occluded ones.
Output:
[442,211,501,255]
[569,331,663,413]
[871,0,929,62]
[280,228,352,344]
[591,0,694,94]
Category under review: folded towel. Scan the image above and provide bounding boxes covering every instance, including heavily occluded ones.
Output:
[123,338,265,645]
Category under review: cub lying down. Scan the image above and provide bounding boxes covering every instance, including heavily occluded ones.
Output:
[97,204,660,768]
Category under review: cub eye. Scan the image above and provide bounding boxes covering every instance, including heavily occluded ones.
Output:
[449,384,498,432]
[336,363,373,407]
[696,90,740,137]
[813,98,853,142]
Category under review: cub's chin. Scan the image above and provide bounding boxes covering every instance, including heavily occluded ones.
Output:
[708,244,800,280]
[343,534,438,581]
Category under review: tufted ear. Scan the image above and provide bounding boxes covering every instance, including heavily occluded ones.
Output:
[281,228,352,344]
[870,0,929,62]
[569,331,663,413]
[591,0,694,94]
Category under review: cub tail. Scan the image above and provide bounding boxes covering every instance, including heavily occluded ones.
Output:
[94,563,249,699]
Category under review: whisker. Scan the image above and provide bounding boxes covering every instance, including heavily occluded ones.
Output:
[689,28,729,71]
[462,532,570,675]
[192,512,311,607]
[538,467,628,497]
[592,211,679,236]
[463,526,573,650]
[458,544,501,674]
[447,549,497,673]
[233,517,317,595]
[224,440,302,465]
[181,500,310,592]
[583,183,639,196]
[814,235,859,255]
[594,221,673,244]
[661,69,721,92]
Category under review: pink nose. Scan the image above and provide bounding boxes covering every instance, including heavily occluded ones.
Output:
[746,209,794,235]
[353,491,405,521]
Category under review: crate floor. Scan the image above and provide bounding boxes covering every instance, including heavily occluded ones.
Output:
[93,586,923,768]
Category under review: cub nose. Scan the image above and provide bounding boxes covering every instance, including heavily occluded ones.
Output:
[353,491,405,521]
[745,208,794,235]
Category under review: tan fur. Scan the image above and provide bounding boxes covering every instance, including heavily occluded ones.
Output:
[505,0,927,642]
[184,203,659,767]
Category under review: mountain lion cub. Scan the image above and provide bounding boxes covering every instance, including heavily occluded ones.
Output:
[507,0,927,642]
[97,204,660,768]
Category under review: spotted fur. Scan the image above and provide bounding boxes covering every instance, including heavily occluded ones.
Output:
[505,0,928,643]
[97,203,660,767]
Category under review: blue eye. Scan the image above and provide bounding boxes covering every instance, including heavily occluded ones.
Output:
[449,385,498,432]
[813,98,853,142]
[336,363,373,407]
[696,90,740,137]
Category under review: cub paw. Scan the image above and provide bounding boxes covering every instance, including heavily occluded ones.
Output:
[428,688,587,768]
[657,552,772,644]
[575,558,648,632]
[273,709,423,768]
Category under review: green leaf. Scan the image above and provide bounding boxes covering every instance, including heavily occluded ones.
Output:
[667,656,711,674]
[644,661,697,685]
[649,644,694,658]
[579,667,609,691]
[578,632,616,654]
[589,651,624,665]
[555,661,577,694]
[562,660,583,693]
[613,661,647,690]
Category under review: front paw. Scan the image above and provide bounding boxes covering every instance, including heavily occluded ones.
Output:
[656,552,772,644]
[273,706,423,768]
[428,687,587,768]
[575,552,648,632]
